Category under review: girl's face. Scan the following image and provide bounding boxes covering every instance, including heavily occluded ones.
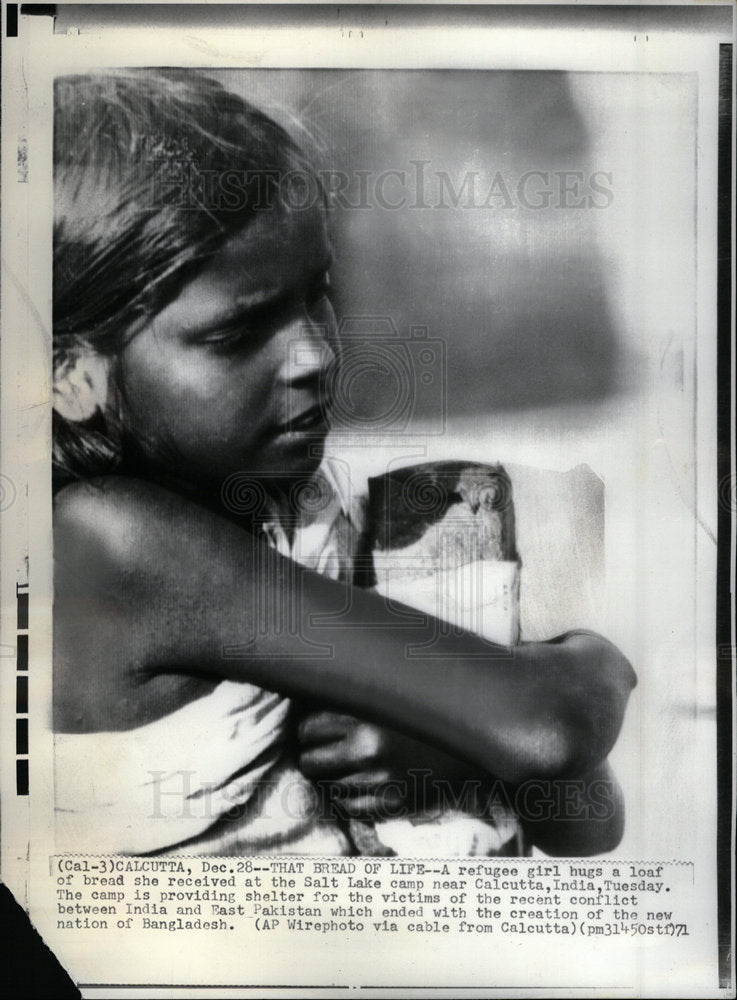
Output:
[118,204,337,493]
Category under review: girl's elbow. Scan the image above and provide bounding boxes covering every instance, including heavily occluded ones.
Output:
[521,719,614,784]
[502,725,580,785]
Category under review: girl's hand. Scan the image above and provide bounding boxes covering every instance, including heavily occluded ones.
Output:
[295,709,481,821]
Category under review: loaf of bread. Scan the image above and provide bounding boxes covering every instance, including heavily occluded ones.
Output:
[350,461,522,857]
[357,461,520,646]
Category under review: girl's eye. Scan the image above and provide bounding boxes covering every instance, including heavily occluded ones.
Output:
[202,327,247,348]
[196,272,332,350]
[200,315,277,352]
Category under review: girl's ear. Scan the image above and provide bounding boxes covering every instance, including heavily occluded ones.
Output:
[53,353,112,423]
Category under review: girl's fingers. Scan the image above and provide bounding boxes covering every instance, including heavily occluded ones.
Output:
[296,710,357,745]
[297,741,349,776]
[342,795,384,818]
[342,788,406,819]
[328,769,393,791]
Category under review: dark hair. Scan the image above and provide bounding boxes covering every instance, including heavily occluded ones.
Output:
[53,69,324,484]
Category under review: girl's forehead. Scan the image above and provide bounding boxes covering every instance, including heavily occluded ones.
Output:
[149,204,331,334]
[243,202,328,255]
[212,205,330,290]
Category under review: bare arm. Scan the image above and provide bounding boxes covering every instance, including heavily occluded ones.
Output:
[54,476,636,786]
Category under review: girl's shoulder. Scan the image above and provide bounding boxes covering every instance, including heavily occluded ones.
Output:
[55,475,161,539]
[53,475,210,578]
[54,474,199,523]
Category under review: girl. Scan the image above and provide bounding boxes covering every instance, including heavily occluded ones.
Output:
[53,70,635,857]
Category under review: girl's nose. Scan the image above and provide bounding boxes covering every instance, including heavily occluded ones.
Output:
[279,307,336,385]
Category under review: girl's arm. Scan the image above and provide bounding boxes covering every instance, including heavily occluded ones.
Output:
[54,476,636,786]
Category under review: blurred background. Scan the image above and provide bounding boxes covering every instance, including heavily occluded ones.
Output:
[215,69,692,424]
[213,69,709,860]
